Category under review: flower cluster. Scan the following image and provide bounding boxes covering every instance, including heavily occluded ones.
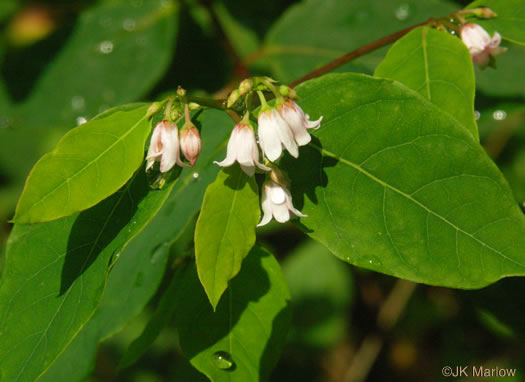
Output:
[146,103,202,173]
[215,79,322,226]
[460,23,507,69]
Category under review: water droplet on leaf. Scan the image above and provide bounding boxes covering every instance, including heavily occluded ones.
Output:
[493,110,507,120]
[474,110,481,120]
[364,256,382,267]
[76,116,87,125]
[395,4,410,21]
[212,351,234,370]
[99,40,114,54]
[123,18,136,32]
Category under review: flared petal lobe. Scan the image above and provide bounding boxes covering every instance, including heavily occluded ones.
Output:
[257,180,306,226]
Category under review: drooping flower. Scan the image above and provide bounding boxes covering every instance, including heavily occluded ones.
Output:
[257,180,306,226]
[180,123,201,167]
[278,99,322,146]
[460,23,507,68]
[146,120,188,173]
[258,108,299,162]
[214,121,271,176]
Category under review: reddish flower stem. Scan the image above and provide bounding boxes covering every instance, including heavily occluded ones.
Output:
[289,19,433,88]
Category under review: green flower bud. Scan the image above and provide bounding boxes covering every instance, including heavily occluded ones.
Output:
[227,89,241,108]
[239,79,253,95]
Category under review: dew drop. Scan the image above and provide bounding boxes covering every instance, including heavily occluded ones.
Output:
[99,40,114,54]
[71,96,85,112]
[364,256,383,267]
[192,172,199,179]
[212,351,234,370]
[123,18,136,32]
[395,4,410,21]
[493,110,507,120]
[474,110,481,120]
[76,116,87,125]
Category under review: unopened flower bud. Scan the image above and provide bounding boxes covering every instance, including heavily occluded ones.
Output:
[471,7,497,19]
[170,109,182,121]
[227,89,241,108]
[180,122,201,167]
[279,85,297,99]
[239,79,253,95]
[188,102,200,111]
[176,86,186,97]
[146,102,161,118]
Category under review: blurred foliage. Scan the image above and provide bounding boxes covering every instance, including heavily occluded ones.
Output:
[0,0,524,381]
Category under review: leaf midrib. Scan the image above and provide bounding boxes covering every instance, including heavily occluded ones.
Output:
[312,143,525,268]
[17,112,147,221]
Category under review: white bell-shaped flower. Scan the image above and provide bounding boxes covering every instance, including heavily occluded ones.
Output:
[258,108,299,162]
[258,180,306,226]
[278,99,322,146]
[146,120,188,173]
[461,23,507,68]
[214,121,271,176]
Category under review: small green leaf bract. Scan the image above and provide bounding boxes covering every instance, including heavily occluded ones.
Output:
[195,166,260,309]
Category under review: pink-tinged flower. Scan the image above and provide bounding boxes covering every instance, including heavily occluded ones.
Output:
[258,108,298,162]
[180,124,201,167]
[146,120,188,173]
[279,99,322,146]
[257,180,306,226]
[214,121,271,176]
[461,23,507,68]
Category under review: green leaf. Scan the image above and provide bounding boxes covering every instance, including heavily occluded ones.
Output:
[0,166,178,382]
[118,265,182,370]
[375,27,478,140]
[195,166,260,309]
[468,0,525,45]
[13,104,151,223]
[175,246,291,382]
[16,0,178,127]
[263,0,457,82]
[281,73,525,289]
[39,223,170,382]
[35,108,233,381]
[283,240,354,349]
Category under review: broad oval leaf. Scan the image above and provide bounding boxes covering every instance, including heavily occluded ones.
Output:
[195,166,260,309]
[468,0,525,46]
[175,246,291,382]
[0,165,178,382]
[42,109,233,380]
[281,73,525,289]
[375,27,478,140]
[263,0,457,82]
[13,105,151,223]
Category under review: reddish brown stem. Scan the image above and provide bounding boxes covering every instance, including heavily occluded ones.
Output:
[289,20,432,88]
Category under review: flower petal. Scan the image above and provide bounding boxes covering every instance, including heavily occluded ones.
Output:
[272,109,298,158]
[258,112,282,161]
[257,187,273,227]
